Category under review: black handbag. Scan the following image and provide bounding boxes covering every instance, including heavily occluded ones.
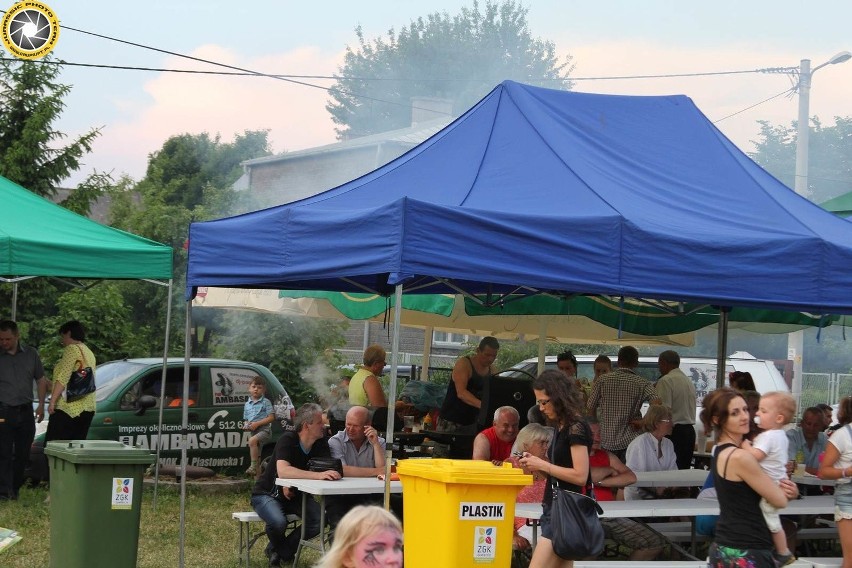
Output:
[547,426,605,560]
[65,345,96,402]
[307,457,343,477]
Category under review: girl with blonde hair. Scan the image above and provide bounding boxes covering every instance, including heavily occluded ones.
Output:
[315,505,402,568]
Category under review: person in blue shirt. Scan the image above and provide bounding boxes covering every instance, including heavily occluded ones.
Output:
[243,376,275,478]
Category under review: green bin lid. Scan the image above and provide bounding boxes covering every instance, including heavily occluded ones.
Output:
[44,440,155,465]
[396,458,532,485]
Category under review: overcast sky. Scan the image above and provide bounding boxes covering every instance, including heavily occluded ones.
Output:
[23,1,852,191]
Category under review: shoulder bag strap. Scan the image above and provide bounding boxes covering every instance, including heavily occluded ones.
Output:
[75,344,89,368]
[548,423,596,497]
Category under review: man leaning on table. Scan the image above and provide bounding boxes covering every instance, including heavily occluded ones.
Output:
[326,405,390,527]
[472,405,519,464]
[250,403,340,568]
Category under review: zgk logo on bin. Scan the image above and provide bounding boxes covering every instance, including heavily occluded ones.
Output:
[459,502,505,520]
[473,526,497,561]
[111,477,134,510]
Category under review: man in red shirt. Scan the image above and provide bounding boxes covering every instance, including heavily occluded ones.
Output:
[472,406,519,464]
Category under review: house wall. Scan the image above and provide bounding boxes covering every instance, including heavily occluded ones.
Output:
[248,142,414,206]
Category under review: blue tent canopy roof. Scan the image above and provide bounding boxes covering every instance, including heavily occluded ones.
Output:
[188,81,852,314]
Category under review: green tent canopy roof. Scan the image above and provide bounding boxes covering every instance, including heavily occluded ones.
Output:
[820,191,852,218]
[1,175,172,279]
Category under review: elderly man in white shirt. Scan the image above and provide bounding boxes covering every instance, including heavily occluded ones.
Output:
[325,405,389,526]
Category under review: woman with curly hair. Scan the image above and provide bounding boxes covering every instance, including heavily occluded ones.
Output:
[314,505,402,568]
[519,369,591,568]
[701,387,798,567]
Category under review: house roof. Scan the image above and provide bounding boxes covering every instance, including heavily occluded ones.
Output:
[241,117,453,166]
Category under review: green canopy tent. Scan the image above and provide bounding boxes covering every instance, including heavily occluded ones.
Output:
[1,174,174,504]
[1,175,172,286]
[820,191,852,218]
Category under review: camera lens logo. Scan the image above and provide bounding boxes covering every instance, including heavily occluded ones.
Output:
[1,2,60,60]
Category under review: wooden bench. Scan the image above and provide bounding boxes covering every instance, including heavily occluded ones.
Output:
[796,558,842,567]
[574,562,707,567]
[233,511,299,568]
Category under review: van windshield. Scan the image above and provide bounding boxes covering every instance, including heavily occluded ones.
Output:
[95,361,149,402]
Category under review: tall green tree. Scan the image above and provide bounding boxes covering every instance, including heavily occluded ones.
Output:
[327,0,573,138]
[109,130,276,356]
[0,57,121,348]
[748,116,852,204]
[110,130,271,248]
[0,57,109,214]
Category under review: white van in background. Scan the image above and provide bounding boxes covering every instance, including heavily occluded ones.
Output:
[505,351,789,437]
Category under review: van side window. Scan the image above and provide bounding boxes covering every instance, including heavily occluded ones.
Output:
[120,366,200,410]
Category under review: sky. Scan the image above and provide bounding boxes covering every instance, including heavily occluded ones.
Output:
[11,1,852,192]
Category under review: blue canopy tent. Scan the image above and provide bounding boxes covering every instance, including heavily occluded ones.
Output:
[188,81,852,313]
[184,80,852,523]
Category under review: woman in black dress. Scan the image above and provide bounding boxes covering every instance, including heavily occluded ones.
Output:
[519,369,591,568]
[700,387,798,567]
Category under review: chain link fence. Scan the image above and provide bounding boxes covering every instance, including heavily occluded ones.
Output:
[800,372,852,416]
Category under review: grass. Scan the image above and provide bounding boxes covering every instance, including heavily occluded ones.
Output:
[1,483,322,567]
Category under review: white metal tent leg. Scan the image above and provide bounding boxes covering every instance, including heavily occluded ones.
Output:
[152,279,173,510]
[179,299,191,568]
[383,284,402,509]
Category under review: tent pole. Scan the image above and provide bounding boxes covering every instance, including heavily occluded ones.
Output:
[383,284,402,509]
[421,326,433,381]
[152,279,173,510]
[537,318,547,375]
[10,282,17,320]
[179,299,191,568]
[716,309,730,389]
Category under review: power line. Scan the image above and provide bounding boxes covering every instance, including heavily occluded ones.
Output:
[2,54,778,83]
[0,14,806,124]
[712,88,794,123]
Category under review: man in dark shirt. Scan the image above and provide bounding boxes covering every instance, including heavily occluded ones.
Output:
[0,320,48,500]
[437,336,499,434]
[250,403,340,566]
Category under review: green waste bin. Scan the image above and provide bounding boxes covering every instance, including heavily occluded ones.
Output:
[45,440,154,568]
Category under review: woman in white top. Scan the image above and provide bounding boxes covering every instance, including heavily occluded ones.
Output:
[819,395,852,568]
[624,404,677,500]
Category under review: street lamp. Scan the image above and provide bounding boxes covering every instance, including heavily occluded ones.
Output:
[788,50,851,406]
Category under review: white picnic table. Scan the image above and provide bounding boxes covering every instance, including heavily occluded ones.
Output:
[275,477,403,565]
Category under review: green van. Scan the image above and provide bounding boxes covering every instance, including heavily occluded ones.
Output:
[28,358,295,481]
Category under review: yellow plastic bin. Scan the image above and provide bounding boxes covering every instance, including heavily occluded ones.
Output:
[396,458,531,567]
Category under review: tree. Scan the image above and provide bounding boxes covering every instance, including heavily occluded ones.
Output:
[210,311,348,406]
[110,130,271,248]
[0,57,109,214]
[327,0,573,138]
[0,57,119,346]
[749,116,852,204]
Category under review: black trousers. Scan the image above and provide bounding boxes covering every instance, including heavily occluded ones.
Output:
[0,403,36,498]
[44,409,95,483]
[667,423,696,470]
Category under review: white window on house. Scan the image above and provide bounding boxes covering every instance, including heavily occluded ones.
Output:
[432,331,469,346]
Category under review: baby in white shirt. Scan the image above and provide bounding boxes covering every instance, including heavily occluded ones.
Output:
[743,391,797,566]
